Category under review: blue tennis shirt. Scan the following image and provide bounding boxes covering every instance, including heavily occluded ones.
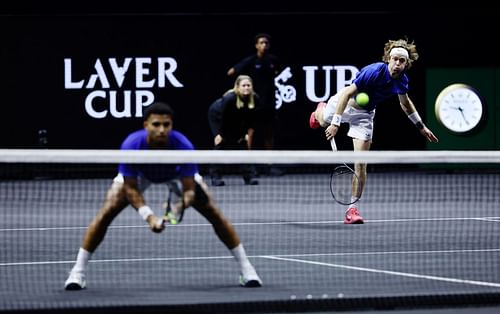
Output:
[118,129,198,183]
[352,62,409,112]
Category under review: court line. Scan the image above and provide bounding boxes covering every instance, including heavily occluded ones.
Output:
[262,255,500,288]
[1,216,499,232]
[2,248,499,267]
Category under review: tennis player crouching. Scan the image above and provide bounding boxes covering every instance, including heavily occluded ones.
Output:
[64,102,262,290]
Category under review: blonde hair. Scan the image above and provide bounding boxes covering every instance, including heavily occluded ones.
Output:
[224,75,256,109]
[382,37,419,70]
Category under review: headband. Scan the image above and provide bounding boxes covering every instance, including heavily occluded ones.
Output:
[389,47,409,59]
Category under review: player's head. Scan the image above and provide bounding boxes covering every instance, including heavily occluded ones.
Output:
[382,39,418,78]
[233,75,255,109]
[143,101,174,121]
[143,102,174,147]
[382,37,419,72]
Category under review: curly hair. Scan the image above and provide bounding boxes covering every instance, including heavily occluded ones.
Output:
[382,37,419,69]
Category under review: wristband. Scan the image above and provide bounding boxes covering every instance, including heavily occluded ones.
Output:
[408,112,424,129]
[331,114,342,127]
[138,205,154,221]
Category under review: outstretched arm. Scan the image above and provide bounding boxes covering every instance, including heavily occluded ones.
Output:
[398,94,439,143]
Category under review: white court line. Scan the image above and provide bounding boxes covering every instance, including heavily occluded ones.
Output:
[475,218,500,222]
[1,216,499,232]
[0,255,234,267]
[2,248,499,267]
[262,255,500,288]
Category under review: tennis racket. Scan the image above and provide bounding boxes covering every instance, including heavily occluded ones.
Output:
[162,181,185,225]
[329,138,361,205]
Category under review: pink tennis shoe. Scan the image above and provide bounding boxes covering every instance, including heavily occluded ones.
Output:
[344,207,364,224]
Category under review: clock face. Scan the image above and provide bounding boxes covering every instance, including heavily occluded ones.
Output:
[435,84,484,133]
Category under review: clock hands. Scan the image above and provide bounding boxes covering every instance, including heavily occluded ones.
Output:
[450,106,469,125]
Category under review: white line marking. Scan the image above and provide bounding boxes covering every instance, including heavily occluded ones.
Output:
[262,255,500,288]
[2,248,499,267]
[0,255,234,267]
[1,216,499,232]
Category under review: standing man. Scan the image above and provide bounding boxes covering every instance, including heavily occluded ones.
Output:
[64,102,262,290]
[227,33,282,154]
[309,37,439,224]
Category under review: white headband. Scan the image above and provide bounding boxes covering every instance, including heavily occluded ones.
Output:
[389,47,409,59]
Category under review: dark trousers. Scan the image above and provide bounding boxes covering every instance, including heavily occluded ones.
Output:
[209,140,258,184]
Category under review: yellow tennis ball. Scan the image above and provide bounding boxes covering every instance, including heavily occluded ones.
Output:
[355,92,369,106]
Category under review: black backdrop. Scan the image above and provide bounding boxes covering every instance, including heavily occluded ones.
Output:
[1,2,498,151]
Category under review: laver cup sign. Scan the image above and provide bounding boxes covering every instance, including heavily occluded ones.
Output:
[65,57,360,120]
[64,57,184,118]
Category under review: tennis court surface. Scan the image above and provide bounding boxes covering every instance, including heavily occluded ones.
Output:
[1,150,499,313]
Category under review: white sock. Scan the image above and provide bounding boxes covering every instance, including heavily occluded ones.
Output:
[346,199,359,212]
[230,244,253,272]
[352,198,359,207]
[71,248,91,273]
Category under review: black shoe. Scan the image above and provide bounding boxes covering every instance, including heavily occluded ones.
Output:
[243,176,259,185]
[211,177,225,186]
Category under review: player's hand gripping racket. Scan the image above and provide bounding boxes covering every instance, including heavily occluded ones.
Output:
[329,138,361,205]
[163,181,185,225]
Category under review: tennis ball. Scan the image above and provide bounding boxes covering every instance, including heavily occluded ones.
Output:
[355,92,369,106]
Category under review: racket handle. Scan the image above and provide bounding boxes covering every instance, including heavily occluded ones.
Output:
[330,138,338,152]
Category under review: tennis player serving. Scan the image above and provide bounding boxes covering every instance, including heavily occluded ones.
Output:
[64,102,262,290]
[309,37,439,224]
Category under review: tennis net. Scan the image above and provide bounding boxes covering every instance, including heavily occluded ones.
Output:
[1,149,499,313]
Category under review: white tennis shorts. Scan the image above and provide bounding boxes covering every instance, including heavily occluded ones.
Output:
[323,89,375,141]
[112,173,204,192]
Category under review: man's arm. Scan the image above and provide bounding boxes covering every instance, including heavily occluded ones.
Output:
[398,94,439,143]
[325,84,358,141]
[123,177,164,232]
[227,67,236,76]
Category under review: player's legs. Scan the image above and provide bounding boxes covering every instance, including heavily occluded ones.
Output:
[343,139,370,225]
[191,178,262,287]
[65,177,131,290]
[313,101,329,128]
[65,174,162,290]
[343,109,374,224]
[82,180,129,252]
[352,138,370,199]
[314,89,353,128]
[192,180,240,248]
